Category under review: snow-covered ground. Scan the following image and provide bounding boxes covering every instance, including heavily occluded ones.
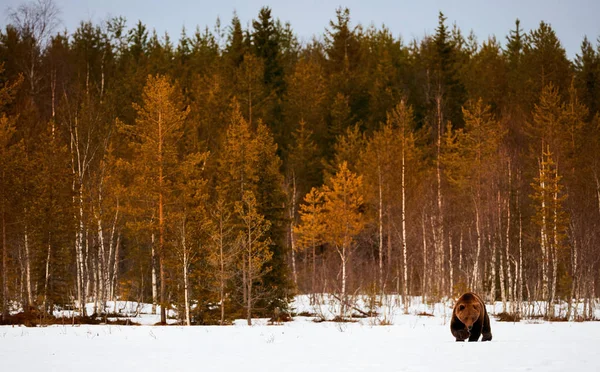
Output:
[1,295,599,372]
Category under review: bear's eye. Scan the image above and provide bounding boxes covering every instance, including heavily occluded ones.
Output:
[459,305,465,311]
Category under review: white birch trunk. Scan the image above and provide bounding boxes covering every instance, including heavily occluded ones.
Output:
[151,233,157,315]
[84,227,90,310]
[24,225,33,306]
[341,245,346,319]
[505,164,513,313]
[401,151,408,312]
[290,174,298,287]
[69,111,90,316]
[498,192,507,312]
[435,95,445,296]
[490,235,496,305]
[96,212,105,311]
[518,188,523,316]
[107,202,119,302]
[111,233,120,302]
[43,233,52,311]
[182,219,191,326]
[472,206,482,292]
[539,157,549,307]
[550,170,559,318]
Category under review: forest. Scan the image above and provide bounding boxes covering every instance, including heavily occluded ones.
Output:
[1,0,599,325]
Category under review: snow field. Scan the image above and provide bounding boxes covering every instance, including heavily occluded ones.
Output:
[1,295,599,371]
[1,317,598,371]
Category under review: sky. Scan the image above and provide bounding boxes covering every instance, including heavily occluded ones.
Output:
[1,0,599,59]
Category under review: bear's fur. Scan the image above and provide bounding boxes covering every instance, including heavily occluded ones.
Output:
[450,292,492,342]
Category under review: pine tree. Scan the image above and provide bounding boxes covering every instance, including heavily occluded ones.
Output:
[522,22,572,110]
[574,37,599,120]
[432,11,467,129]
[251,7,284,93]
[120,74,189,324]
[225,12,247,69]
[217,100,290,315]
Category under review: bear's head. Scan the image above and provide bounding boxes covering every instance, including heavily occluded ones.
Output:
[455,298,481,331]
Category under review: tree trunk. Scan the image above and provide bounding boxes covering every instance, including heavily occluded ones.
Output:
[401,149,408,312]
[421,212,427,305]
[518,189,523,316]
[182,219,191,326]
[76,186,85,315]
[84,228,90,311]
[595,173,600,217]
[435,94,445,297]
[107,202,119,302]
[92,251,98,314]
[96,212,106,312]
[242,247,247,322]
[151,233,157,315]
[2,209,7,320]
[472,205,482,292]
[43,233,52,312]
[505,166,513,313]
[218,218,225,325]
[311,243,316,302]
[550,174,559,319]
[498,191,507,313]
[24,224,32,307]
[490,234,496,305]
[539,156,549,307]
[459,229,463,273]
[448,235,453,298]
[158,108,166,325]
[246,225,253,326]
[290,174,298,287]
[378,165,384,294]
[340,244,347,319]
[567,234,576,320]
[111,233,120,302]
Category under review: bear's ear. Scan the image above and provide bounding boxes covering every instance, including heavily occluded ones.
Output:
[459,304,465,311]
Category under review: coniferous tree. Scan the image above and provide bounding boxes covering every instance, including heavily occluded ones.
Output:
[119,74,189,324]
[321,161,364,318]
[0,67,23,320]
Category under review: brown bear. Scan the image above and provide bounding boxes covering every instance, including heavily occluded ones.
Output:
[450,292,492,342]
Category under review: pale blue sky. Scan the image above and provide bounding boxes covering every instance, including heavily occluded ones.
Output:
[1,0,599,59]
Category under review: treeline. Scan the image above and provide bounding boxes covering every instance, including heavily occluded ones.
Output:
[1,0,600,324]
